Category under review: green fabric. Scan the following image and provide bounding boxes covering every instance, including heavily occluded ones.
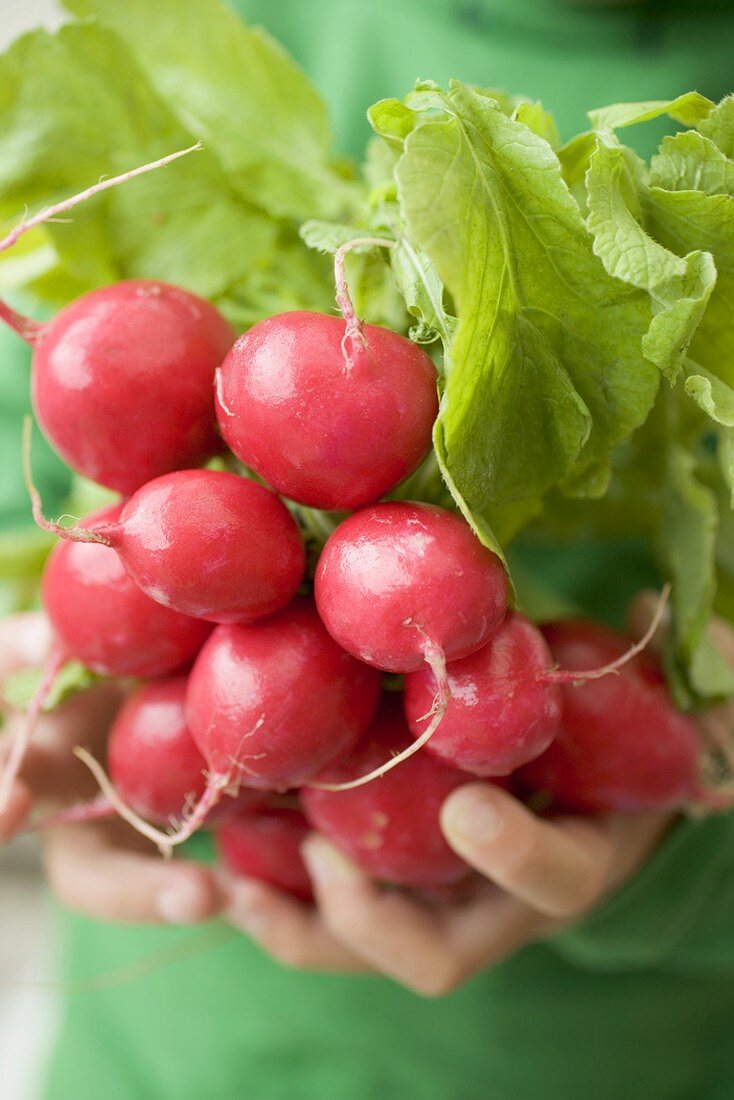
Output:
[3,1,730,1097]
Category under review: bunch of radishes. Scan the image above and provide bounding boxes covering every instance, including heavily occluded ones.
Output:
[0,159,713,902]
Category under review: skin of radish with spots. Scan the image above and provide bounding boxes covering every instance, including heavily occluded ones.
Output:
[107,469,305,623]
[518,620,701,813]
[108,678,266,826]
[42,505,212,677]
[185,598,382,791]
[215,311,439,510]
[302,699,472,888]
[32,280,234,494]
[217,805,313,901]
[314,502,508,672]
[404,612,562,776]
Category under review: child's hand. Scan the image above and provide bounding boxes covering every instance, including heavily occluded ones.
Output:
[0,613,221,926]
[223,596,734,995]
[222,784,670,993]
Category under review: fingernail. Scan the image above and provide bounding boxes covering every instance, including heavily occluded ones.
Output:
[156,877,209,925]
[226,880,268,936]
[302,836,355,884]
[445,790,502,844]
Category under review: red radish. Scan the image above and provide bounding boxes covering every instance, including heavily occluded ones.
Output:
[404,613,562,776]
[0,149,233,494]
[315,503,508,674]
[302,700,471,889]
[33,469,306,624]
[215,240,437,510]
[186,599,382,790]
[518,619,701,813]
[0,518,211,815]
[312,501,508,787]
[77,599,382,854]
[217,806,313,901]
[34,679,265,834]
[42,505,212,678]
[107,679,266,826]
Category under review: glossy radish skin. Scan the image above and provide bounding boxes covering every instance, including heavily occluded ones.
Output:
[404,613,562,776]
[108,678,265,826]
[315,502,508,673]
[302,700,471,888]
[42,505,212,677]
[217,806,313,901]
[32,281,234,494]
[518,620,701,813]
[100,470,305,623]
[215,311,438,510]
[186,598,382,791]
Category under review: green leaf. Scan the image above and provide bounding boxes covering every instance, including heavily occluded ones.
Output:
[646,187,734,390]
[684,366,734,427]
[588,92,714,133]
[2,660,100,713]
[0,23,275,301]
[698,95,734,160]
[650,131,734,197]
[393,83,658,522]
[299,221,373,255]
[585,137,716,382]
[658,445,734,705]
[513,101,561,150]
[66,0,356,222]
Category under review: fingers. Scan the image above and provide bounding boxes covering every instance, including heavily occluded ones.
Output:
[303,835,541,996]
[0,779,32,841]
[0,612,52,681]
[220,869,370,973]
[43,821,221,925]
[440,784,614,919]
[1,682,124,802]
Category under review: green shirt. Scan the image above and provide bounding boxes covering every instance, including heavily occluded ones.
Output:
[2,2,733,1098]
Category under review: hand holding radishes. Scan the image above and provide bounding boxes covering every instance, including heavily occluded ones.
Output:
[219,597,734,994]
[0,613,222,925]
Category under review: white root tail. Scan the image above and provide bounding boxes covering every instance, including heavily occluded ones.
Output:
[29,795,115,834]
[23,418,114,544]
[541,584,671,686]
[309,638,450,793]
[0,648,67,815]
[0,142,202,344]
[333,236,395,369]
[73,747,228,859]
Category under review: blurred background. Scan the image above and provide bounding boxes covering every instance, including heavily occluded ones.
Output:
[0,6,64,1099]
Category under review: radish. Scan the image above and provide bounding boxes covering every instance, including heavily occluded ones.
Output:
[404,612,563,776]
[302,699,471,889]
[0,149,234,494]
[313,501,508,787]
[518,619,701,813]
[37,678,265,833]
[42,505,212,679]
[0,508,212,814]
[107,678,266,826]
[78,598,382,854]
[217,805,313,901]
[32,468,306,624]
[215,239,438,510]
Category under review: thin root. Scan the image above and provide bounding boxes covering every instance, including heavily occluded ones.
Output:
[541,584,671,686]
[23,418,114,545]
[309,635,450,792]
[73,748,229,858]
[0,648,67,815]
